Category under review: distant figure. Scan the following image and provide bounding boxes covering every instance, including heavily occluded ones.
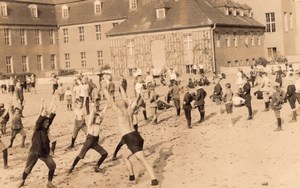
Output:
[120,75,127,93]
[182,86,194,129]
[275,66,285,87]
[51,75,59,95]
[57,83,65,102]
[270,84,285,131]
[194,82,207,123]
[64,87,73,111]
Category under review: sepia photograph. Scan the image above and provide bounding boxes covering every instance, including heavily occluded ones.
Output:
[1,0,300,187]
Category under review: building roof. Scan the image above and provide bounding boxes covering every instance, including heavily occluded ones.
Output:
[56,0,132,26]
[2,0,55,5]
[107,0,264,37]
[0,1,57,27]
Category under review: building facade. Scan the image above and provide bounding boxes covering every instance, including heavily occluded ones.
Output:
[0,0,265,77]
[237,0,300,62]
[0,1,59,77]
[107,0,265,76]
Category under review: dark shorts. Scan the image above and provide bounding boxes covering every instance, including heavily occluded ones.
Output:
[288,98,296,109]
[8,85,15,93]
[225,103,233,114]
[24,152,56,174]
[53,84,58,90]
[78,134,107,159]
[122,131,144,154]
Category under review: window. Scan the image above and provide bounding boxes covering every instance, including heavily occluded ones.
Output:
[245,32,249,46]
[79,27,85,42]
[65,53,70,68]
[4,29,10,45]
[246,59,249,65]
[284,12,288,32]
[129,0,138,10]
[28,4,38,18]
[233,32,238,47]
[22,56,29,72]
[6,56,13,73]
[49,30,55,44]
[94,0,102,14]
[226,37,230,47]
[266,12,276,32]
[50,54,56,70]
[62,5,69,19]
[20,29,27,45]
[0,3,7,17]
[156,8,166,19]
[95,25,101,40]
[186,65,193,73]
[225,7,229,15]
[290,12,293,29]
[216,33,220,48]
[251,33,255,46]
[35,29,41,45]
[235,60,239,66]
[63,28,69,43]
[257,34,261,46]
[37,55,43,71]
[112,22,119,28]
[267,47,277,59]
[80,52,86,67]
[127,40,134,55]
[97,50,103,66]
[183,34,193,50]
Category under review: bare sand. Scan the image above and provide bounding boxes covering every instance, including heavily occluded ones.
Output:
[1,73,300,188]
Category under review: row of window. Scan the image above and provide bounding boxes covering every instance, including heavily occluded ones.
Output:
[62,23,117,43]
[62,0,138,19]
[3,29,55,46]
[0,3,38,18]
[4,55,56,73]
[227,58,256,67]
[266,12,294,33]
[64,51,104,68]
[216,33,261,48]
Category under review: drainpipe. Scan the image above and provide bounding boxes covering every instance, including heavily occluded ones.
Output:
[210,23,217,73]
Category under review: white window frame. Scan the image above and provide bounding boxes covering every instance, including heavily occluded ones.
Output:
[0,2,7,17]
[97,50,103,66]
[129,0,138,10]
[94,0,102,14]
[37,55,43,71]
[20,29,27,45]
[4,29,11,45]
[266,12,276,32]
[62,5,69,19]
[6,56,13,73]
[79,26,85,42]
[28,4,38,18]
[95,24,101,40]
[156,8,166,19]
[216,33,221,48]
[284,12,288,32]
[49,29,55,44]
[50,54,56,70]
[183,34,193,50]
[63,28,69,43]
[35,29,41,45]
[22,56,29,72]
[65,53,71,68]
[80,52,87,67]
[127,40,134,55]
[290,12,293,29]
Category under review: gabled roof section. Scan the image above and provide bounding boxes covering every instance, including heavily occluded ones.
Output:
[107,0,213,36]
[0,1,57,26]
[56,0,131,26]
[107,0,264,37]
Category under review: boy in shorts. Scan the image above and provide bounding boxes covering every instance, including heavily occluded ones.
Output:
[223,83,233,126]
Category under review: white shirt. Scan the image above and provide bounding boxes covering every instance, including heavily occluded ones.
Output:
[145,75,154,84]
[79,84,89,97]
[169,70,177,80]
[135,82,143,95]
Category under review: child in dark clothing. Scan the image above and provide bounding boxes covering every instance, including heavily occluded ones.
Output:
[182,86,194,129]
[194,83,207,123]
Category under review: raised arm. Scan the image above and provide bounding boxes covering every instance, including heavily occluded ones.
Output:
[101,79,117,110]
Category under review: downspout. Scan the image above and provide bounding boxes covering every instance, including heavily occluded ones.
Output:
[210,23,217,73]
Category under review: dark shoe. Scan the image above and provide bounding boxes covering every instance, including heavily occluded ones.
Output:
[18,180,25,188]
[47,182,56,188]
[112,156,118,161]
[4,165,8,169]
[289,119,297,123]
[247,116,253,120]
[94,166,104,173]
[8,145,12,148]
[274,127,282,131]
[68,167,74,173]
[151,179,159,186]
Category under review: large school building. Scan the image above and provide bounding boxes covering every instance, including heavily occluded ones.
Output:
[0,0,265,77]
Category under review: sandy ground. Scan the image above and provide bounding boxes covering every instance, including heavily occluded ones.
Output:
[1,73,300,188]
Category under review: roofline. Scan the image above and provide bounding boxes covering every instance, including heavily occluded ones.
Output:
[58,17,127,27]
[0,0,55,5]
[107,24,214,37]
[0,23,58,28]
[107,23,265,37]
[54,0,92,5]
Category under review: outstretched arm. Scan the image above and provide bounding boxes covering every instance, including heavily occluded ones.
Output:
[101,80,117,110]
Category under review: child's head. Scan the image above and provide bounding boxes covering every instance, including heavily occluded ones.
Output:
[59,83,63,86]
[67,86,70,90]
[225,83,231,89]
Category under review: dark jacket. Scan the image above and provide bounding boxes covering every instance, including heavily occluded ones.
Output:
[121,78,127,92]
[213,83,222,100]
[183,92,194,110]
[194,88,207,106]
[285,84,296,102]
[16,87,24,101]
[30,113,56,157]
[270,90,285,111]
[241,82,252,101]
